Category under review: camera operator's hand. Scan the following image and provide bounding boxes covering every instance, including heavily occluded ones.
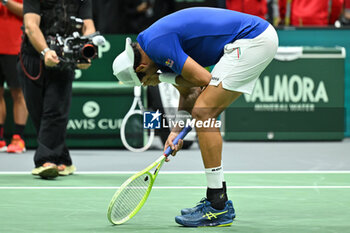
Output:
[44,50,60,67]
[76,59,91,70]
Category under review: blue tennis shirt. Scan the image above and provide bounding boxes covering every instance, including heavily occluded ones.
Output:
[137,7,269,74]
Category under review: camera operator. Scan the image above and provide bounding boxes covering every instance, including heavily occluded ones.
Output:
[18,0,96,179]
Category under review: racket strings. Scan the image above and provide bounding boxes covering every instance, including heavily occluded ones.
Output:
[111,173,151,222]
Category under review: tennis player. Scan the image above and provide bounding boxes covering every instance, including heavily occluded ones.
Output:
[113,7,278,227]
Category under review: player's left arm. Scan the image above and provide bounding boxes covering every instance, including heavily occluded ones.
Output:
[163,85,201,156]
[178,56,212,87]
[176,86,201,114]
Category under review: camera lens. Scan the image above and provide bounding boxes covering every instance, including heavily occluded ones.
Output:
[81,44,97,59]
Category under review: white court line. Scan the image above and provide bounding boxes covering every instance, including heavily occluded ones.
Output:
[76,171,350,174]
[0,171,350,175]
[1,186,350,190]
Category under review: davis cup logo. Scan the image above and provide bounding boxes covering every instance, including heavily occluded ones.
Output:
[83,101,100,118]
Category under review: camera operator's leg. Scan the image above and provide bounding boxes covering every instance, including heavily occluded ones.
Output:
[17,56,59,178]
[37,68,75,176]
[17,55,43,134]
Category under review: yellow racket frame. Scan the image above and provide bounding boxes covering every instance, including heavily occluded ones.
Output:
[107,154,166,225]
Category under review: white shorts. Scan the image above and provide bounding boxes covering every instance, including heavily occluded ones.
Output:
[209,24,279,94]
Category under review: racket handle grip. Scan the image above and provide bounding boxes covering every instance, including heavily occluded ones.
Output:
[164,126,192,156]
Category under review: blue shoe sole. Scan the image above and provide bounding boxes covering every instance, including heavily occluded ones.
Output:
[175,217,235,227]
[199,220,234,227]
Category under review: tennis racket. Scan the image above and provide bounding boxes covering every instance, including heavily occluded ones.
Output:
[107,126,192,225]
[120,86,155,152]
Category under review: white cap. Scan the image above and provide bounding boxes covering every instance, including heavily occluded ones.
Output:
[112,37,141,86]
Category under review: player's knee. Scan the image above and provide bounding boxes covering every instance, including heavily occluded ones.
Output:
[191,108,213,122]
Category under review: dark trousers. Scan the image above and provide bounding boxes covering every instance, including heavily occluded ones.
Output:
[18,53,74,167]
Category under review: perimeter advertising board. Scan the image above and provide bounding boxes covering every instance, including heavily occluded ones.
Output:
[223,47,345,140]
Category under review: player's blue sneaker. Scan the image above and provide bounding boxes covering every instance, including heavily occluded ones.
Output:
[181,198,236,219]
[181,182,229,216]
[175,200,236,227]
[181,198,209,215]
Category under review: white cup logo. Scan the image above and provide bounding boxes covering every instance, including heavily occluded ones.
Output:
[83,101,100,118]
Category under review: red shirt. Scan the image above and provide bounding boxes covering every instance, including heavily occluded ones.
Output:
[290,0,343,26]
[226,0,267,19]
[0,0,23,55]
[345,0,350,9]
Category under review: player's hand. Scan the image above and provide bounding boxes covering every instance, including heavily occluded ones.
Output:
[44,50,60,67]
[163,131,184,162]
[76,59,91,70]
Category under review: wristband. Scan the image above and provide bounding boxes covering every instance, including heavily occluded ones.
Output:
[40,48,50,59]
[2,0,8,5]
[159,73,177,85]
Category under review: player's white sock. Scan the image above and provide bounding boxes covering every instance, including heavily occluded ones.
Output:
[221,160,225,185]
[205,165,224,189]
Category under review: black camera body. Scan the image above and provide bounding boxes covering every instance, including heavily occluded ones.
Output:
[46,16,105,69]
